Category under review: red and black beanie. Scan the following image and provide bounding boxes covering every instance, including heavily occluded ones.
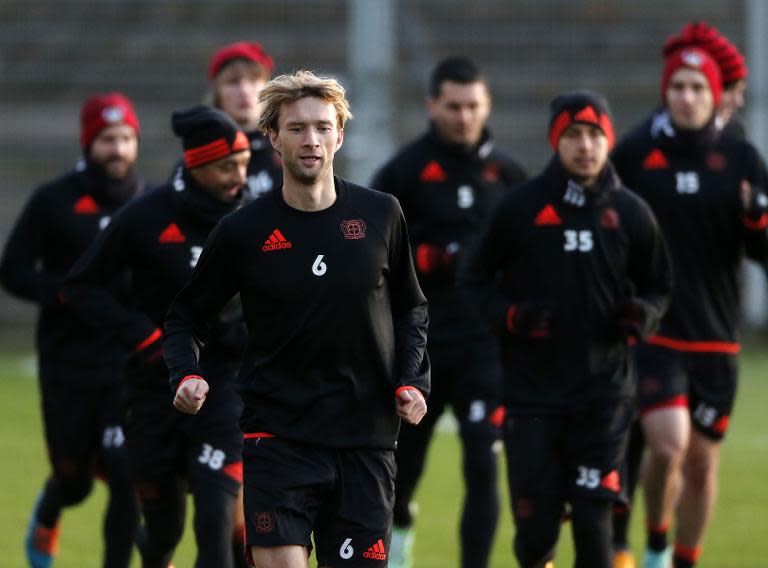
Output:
[548,91,615,150]
[663,21,747,87]
[208,41,275,80]
[172,106,250,169]
[661,47,722,106]
[80,92,140,149]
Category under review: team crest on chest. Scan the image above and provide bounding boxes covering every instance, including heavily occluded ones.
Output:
[341,219,366,240]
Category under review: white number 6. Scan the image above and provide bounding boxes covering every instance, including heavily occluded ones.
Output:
[339,538,354,559]
[312,254,327,276]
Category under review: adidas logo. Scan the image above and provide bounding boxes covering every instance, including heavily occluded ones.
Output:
[419,160,447,182]
[73,195,100,214]
[534,204,562,226]
[158,223,186,243]
[362,538,387,561]
[262,228,292,252]
[601,469,621,493]
[643,149,669,170]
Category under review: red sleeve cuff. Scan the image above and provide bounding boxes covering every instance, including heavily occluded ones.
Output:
[395,385,420,398]
[136,327,162,351]
[743,213,768,230]
[505,305,517,333]
[176,374,206,393]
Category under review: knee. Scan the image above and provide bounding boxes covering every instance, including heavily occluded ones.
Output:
[461,425,499,484]
[513,508,560,568]
[56,472,94,506]
[647,433,687,468]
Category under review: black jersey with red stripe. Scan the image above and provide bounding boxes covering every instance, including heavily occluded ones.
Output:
[612,110,768,346]
[370,126,526,343]
[163,177,430,449]
[0,163,144,378]
[63,171,246,390]
[459,159,672,411]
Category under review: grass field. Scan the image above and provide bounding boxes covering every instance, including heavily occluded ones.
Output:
[1,348,766,567]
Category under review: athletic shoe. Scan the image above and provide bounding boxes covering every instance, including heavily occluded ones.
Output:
[544,563,555,568]
[643,546,672,568]
[614,549,636,568]
[24,494,60,568]
[388,525,414,568]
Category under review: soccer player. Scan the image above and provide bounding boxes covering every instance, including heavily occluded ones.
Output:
[460,91,672,568]
[204,40,282,566]
[64,106,252,568]
[370,55,526,568]
[611,47,768,568]
[0,93,144,568]
[164,70,430,568]
[203,40,282,199]
[612,24,752,568]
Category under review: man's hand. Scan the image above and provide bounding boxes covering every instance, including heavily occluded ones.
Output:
[174,377,209,414]
[396,387,427,425]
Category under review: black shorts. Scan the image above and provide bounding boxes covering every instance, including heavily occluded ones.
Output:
[504,399,634,509]
[124,383,243,499]
[427,336,503,425]
[635,343,738,440]
[39,359,126,478]
[242,436,395,567]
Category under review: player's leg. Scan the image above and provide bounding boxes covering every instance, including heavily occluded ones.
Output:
[571,497,613,568]
[186,396,244,568]
[504,413,564,568]
[452,339,504,568]
[672,353,736,568]
[98,385,139,568]
[634,345,689,566]
[233,485,250,568]
[135,476,187,568]
[26,364,97,567]
[125,391,185,568]
[567,399,634,568]
[612,420,644,568]
[390,351,448,568]
[242,436,329,568]
[314,447,395,568]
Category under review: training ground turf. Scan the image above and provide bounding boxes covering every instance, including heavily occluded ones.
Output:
[1,348,766,567]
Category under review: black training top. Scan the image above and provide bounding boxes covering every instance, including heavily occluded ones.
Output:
[63,171,246,391]
[371,126,526,343]
[164,176,430,449]
[612,109,768,348]
[0,163,144,380]
[459,158,672,411]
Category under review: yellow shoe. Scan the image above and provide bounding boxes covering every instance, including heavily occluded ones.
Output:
[545,563,555,568]
[614,549,636,568]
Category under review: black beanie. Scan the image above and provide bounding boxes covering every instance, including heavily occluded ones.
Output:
[548,91,615,150]
[171,105,249,169]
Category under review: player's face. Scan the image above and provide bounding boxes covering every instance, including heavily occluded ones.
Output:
[718,79,746,127]
[428,80,491,147]
[89,124,138,180]
[666,68,715,130]
[269,97,344,186]
[215,60,268,131]
[557,123,609,186]
[189,149,251,203]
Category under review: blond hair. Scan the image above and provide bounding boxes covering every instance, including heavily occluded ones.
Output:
[257,70,353,134]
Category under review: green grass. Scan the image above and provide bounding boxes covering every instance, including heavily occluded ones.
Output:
[1,348,767,567]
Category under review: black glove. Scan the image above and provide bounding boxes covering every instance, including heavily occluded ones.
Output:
[615,299,648,340]
[505,302,553,338]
